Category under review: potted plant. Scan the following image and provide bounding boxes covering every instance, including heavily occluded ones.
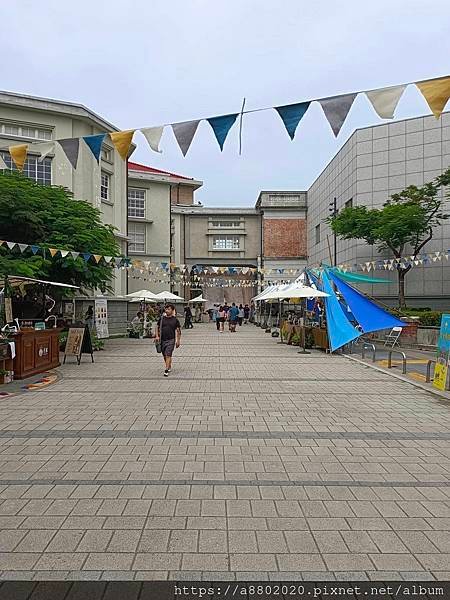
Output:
[0,368,13,384]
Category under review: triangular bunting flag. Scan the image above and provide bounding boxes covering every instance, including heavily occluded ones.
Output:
[9,144,28,171]
[58,138,80,169]
[49,248,59,257]
[207,114,238,151]
[60,250,69,258]
[0,155,7,170]
[17,243,28,253]
[30,245,40,255]
[93,254,102,263]
[70,251,80,260]
[172,120,200,156]
[365,85,406,119]
[319,93,357,136]
[6,242,16,250]
[109,130,135,160]
[82,253,92,262]
[103,256,112,263]
[83,134,106,162]
[275,101,310,140]
[416,76,450,118]
[141,126,164,153]
[35,141,55,162]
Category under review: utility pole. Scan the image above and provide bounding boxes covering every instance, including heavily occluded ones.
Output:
[329,197,338,266]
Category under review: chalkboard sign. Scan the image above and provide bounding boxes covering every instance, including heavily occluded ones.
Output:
[63,325,94,365]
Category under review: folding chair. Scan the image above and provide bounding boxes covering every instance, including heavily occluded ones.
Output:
[384,326,402,347]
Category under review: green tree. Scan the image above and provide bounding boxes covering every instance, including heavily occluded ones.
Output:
[328,168,450,308]
[0,171,121,294]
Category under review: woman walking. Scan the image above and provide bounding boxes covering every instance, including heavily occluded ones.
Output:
[218,305,226,332]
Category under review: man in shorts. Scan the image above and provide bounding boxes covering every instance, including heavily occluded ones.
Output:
[155,303,181,377]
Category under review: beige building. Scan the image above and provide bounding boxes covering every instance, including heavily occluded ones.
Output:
[0,90,129,296]
[127,162,202,295]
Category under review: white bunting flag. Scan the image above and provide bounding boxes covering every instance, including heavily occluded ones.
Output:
[0,155,7,170]
[365,85,406,119]
[141,126,164,153]
[36,141,56,162]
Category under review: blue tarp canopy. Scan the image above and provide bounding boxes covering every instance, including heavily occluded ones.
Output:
[328,271,404,334]
[321,271,361,352]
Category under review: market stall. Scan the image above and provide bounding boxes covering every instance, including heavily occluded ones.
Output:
[0,275,79,381]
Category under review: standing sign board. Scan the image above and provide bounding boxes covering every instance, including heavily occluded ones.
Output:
[95,298,109,339]
[433,313,450,391]
[63,325,94,365]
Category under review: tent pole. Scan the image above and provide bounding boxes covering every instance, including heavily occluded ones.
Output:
[298,298,311,354]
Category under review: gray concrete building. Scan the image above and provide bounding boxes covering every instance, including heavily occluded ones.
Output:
[307,111,450,308]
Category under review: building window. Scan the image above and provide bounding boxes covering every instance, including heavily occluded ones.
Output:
[128,188,146,218]
[0,152,51,185]
[101,146,113,162]
[100,172,110,201]
[345,198,353,209]
[129,222,146,253]
[212,235,240,250]
[315,224,320,244]
[210,220,241,228]
[0,122,52,140]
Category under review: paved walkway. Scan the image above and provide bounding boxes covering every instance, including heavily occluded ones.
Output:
[0,324,449,581]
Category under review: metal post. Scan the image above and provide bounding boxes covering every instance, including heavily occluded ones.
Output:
[329,197,338,266]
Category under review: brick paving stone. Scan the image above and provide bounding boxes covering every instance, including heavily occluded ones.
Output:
[0,327,449,578]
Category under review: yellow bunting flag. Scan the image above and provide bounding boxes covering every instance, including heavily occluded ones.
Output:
[416,76,450,119]
[9,144,28,171]
[49,248,59,257]
[109,130,135,160]
[93,254,102,263]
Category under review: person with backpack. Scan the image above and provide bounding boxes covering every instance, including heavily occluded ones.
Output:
[228,302,239,332]
[155,304,181,377]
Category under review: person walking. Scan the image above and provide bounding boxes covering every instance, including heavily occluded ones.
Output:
[238,304,245,326]
[184,305,194,329]
[228,302,239,332]
[243,304,250,324]
[155,304,181,377]
[212,305,220,331]
[218,305,226,332]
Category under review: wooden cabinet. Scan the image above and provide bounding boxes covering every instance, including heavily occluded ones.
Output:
[12,328,61,379]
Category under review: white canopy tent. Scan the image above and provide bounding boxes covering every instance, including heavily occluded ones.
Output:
[262,283,329,300]
[154,291,185,302]
[188,295,207,303]
[125,289,158,302]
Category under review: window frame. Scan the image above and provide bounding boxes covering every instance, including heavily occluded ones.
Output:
[0,151,52,186]
[128,222,146,254]
[0,122,52,141]
[212,235,241,250]
[210,220,242,228]
[100,171,110,202]
[315,224,321,245]
[128,188,146,219]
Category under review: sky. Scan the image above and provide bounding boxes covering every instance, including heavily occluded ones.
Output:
[2,0,450,206]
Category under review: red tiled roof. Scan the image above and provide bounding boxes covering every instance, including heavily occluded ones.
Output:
[128,161,192,180]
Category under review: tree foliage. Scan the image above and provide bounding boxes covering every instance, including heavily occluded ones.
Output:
[327,168,450,306]
[0,171,120,293]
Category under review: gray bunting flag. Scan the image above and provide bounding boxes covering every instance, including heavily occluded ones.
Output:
[58,138,80,169]
[319,93,357,137]
[172,120,200,156]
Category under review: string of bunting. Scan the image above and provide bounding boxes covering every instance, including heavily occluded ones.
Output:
[1,75,449,171]
[330,249,450,274]
[2,240,448,286]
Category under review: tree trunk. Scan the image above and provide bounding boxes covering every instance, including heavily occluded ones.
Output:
[397,268,408,308]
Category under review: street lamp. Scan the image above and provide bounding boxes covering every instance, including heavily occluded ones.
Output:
[329,198,338,266]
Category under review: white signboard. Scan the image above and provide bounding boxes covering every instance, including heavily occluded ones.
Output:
[94,298,109,339]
